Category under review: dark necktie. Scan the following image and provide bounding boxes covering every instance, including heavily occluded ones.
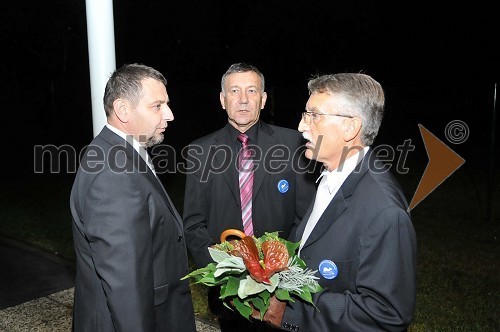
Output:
[237,133,254,236]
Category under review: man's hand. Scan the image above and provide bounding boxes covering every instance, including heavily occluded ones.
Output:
[251,296,286,329]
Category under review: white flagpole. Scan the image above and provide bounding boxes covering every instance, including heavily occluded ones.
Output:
[85,0,116,137]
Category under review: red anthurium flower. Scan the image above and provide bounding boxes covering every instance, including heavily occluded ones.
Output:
[232,237,289,284]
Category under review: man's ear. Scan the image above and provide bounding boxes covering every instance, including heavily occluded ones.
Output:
[344,117,362,142]
[113,99,129,123]
[260,92,267,109]
[219,92,226,110]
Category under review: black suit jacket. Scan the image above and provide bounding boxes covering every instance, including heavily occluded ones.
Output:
[183,121,317,268]
[281,149,417,332]
[70,126,196,332]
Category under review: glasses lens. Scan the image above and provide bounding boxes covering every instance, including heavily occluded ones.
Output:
[310,113,319,123]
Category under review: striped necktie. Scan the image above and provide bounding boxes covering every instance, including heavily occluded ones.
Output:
[237,133,254,236]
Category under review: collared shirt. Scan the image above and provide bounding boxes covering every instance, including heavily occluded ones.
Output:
[226,121,259,151]
[106,123,156,176]
[227,122,259,174]
[299,146,369,254]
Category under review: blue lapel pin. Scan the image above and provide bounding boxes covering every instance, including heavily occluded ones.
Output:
[277,179,289,193]
[319,260,338,279]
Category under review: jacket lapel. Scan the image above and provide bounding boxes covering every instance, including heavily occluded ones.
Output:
[214,129,240,202]
[300,191,347,250]
[293,195,315,242]
[132,150,183,233]
[141,167,183,225]
[297,149,373,250]
[252,122,275,199]
[98,126,183,232]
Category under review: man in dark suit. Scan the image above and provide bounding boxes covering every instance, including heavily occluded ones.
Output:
[183,63,316,331]
[255,73,418,331]
[70,63,196,332]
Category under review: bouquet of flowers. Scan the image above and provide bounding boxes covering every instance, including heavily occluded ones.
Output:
[181,229,323,320]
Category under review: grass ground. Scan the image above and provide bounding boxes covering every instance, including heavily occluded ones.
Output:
[1,160,498,330]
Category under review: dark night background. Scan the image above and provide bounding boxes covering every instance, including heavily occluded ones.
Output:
[0,1,499,328]
[0,0,498,190]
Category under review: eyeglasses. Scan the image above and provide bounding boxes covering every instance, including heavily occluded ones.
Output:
[302,111,353,124]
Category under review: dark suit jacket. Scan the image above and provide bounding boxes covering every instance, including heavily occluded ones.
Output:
[183,121,317,269]
[281,149,417,332]
[70,126,196,332]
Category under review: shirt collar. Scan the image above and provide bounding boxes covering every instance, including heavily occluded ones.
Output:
[316,146,370,194]
[106,123,149,162]
[226,121,259,143]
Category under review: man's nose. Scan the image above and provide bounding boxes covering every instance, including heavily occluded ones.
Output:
[163,105,174,121]
[239,92,248,103]
[298,118,308,132]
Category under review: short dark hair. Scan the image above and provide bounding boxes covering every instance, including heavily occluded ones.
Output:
[221,63,265,94]
[103,63,167,117]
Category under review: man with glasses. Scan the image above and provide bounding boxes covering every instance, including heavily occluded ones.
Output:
[253,73,418,331]
[183,63,317,332]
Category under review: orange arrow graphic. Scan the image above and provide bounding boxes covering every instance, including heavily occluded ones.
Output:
[408,124,466,211]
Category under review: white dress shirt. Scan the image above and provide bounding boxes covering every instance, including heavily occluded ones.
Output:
[299,146,369,255]
[106,124,157,176]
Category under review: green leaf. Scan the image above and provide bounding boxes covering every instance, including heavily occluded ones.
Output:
[250,297,268,320]
[208,247,232,263]
[258,290,271,303]
[233,297,253,320]
[213,257,246,277]
[266,274,280,293]
[258,231,280,242]
[180,263,216,280]
[306,282,324,293]
[275,288,292,302]
[288,254,306,269]
[297,289,314,305]
[213,267,236,277]
[220,276,241,299]
[284,240,301,258]
[241,277,267,297]
[237,277,250,299]
[238,274,279,299]
[200,275,222,286]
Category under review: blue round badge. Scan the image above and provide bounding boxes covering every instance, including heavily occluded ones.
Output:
[277,180,289,193]
[319,260,338,280]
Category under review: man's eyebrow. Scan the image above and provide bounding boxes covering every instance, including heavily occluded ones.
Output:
[307,106,319,112]
[228,85,259,89]
[150,99,168,105]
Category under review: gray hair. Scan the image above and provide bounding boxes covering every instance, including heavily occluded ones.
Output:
[221,63,265,94]
[103,63,167,117]
[307,73,384,146]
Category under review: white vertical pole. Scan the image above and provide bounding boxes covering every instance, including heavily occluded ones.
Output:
[85,0,116,137]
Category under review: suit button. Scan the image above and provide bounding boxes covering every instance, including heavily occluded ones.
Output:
[177,236,182,242]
